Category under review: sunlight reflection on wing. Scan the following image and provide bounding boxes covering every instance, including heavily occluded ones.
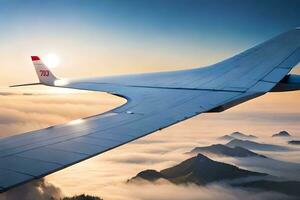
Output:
[68,119,85,125]
[54,79,69,86]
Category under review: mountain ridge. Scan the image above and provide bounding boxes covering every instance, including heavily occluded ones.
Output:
[272,131,291,137]
[130,153,266,185]
[188,144,267,158]
[218,132,257,141]
[226,139,289,151]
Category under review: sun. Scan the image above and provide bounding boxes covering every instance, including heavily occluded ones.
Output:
[44,53,59,68]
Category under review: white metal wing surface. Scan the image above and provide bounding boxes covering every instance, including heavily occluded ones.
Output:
[1,28,300,192]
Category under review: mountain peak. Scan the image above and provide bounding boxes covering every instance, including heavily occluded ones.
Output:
[218,132,257,141]
[130,153,266,185]
[231,132,257,139]
[272,131,291,137]
[130,169,165,182]
[231,132,244,136]
[189,144,266,158]
[195,153,211,160]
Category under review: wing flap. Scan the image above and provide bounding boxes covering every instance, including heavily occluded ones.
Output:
[0,169,32,189]
[18,147,87,166]
[0,156,61,177]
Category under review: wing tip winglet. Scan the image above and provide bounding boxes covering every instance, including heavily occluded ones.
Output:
[31,56,40,61]
[31,56,58,85]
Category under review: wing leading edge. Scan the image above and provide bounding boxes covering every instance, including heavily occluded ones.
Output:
[1,28,300,192]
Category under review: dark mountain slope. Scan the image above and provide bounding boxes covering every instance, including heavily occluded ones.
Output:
[130,154,266,185]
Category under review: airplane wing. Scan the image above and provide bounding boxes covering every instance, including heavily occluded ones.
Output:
[1,28,300,192]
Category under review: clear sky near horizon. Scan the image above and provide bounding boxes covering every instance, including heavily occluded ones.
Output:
[0,0,300,85]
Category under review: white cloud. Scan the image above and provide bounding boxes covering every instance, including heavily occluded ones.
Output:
[0,179,63,200]
[0,89,300,199]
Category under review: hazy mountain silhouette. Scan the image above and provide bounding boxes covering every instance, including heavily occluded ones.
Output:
[226,139,289,151]
[188,144,267,158]
[133,169,165,181]
[288,140,300,145]
[229,155,300,180]
[218,135,235,141]
[130,154,266,185]
[231,132,257,139]
[218,132,257,141]
[236,180,300,197]
[62,194,103,200]
[272,131,291,137]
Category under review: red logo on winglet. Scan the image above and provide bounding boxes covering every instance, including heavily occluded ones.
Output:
[31,56,40,61]
[40,70,49,77]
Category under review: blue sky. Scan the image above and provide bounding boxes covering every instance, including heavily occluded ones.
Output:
[1,0,299,39]
[0,0,300,84]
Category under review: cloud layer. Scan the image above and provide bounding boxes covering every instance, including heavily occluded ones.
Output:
[0,90,124,137]
[0,88,300,199]
[0,179,62,200]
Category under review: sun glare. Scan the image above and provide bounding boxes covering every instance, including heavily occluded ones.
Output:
[44,54,59,68]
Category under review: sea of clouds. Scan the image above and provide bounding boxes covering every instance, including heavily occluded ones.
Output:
[0,88,299,200]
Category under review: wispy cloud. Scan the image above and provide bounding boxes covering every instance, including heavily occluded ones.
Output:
[0,91,123,137]
[103,181,292,200]
[0,179,63,200]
